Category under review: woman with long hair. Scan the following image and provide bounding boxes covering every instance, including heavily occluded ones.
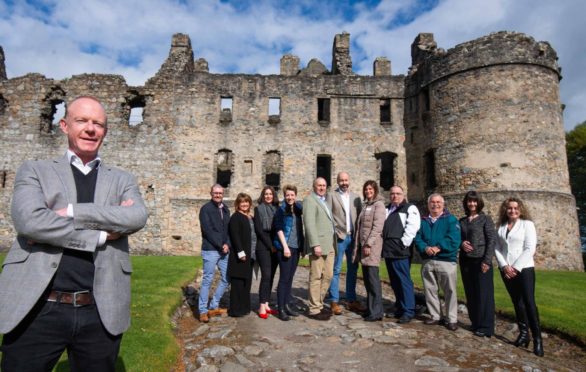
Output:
[353,180,386,321]
[459,191,496,337]
[273,184,304,321]
[253,186,280,319]
[227,193,255,317]
[495,197,544,356]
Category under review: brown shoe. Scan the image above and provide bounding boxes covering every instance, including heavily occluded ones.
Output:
[346,301,367,313]
[331,302,343,315]
[199,313,209,323]
[424,318,439,325]
[208,308,228,317]
[446,322,458,331]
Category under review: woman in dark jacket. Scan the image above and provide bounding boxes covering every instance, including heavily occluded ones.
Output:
[253,186,279,319]
[227,193,255,317]
[273,184,304,321]
[459,191,496,337]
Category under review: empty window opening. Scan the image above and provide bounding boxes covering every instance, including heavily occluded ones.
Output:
[129,107,144,126]
[422,88,430,112]
[128,94,146,126]
[220,97,233,123]
[216,149,233,188]
[269,98,281,116]
[0,95,6,115]
[375,152,396,191]
[264,151,281,189]
[316,155,332,188]
[380,99,391,124]
[244,160,253,175]
[221,97,233,112]
[1,171,6,188]
[317,98,330,123]
[424,149,437,191]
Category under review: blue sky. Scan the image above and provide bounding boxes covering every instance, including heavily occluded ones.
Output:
[1,0,584,130]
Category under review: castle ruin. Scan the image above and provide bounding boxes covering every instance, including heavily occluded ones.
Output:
[0,32,582,270]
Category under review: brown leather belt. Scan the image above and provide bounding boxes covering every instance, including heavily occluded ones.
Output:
[47,290,94,307]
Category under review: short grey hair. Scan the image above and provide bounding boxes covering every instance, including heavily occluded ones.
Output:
[427,193,444,203]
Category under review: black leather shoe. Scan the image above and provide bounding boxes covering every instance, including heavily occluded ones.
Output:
[424,318,439,325]
[285,304,299,317]
[533,337,544,357]
[278,311,290,321]
[397,315,413,324]
[514,322,530,347]
[308,311,331,321]
[446,322,458,331]
[474,330,491,338]
[364,315,383,322]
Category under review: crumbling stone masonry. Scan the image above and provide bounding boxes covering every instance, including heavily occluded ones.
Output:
[0,31,582,270]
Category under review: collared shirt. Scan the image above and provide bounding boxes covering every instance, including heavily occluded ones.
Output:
[67,150,101,175]
[65,150,107,246]
[336,187,352,234]
[386,203,398,218]
[429,214,439,224]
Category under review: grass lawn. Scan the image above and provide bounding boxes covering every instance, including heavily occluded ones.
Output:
[0,254,200,372]
[300,257,586,343]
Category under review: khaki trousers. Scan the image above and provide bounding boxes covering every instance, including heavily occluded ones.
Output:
[421,259,458,323]
[308,251,335,314]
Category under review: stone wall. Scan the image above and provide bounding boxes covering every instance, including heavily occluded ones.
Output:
[0,32,582,270]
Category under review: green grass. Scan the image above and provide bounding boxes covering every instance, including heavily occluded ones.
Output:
[300,257,586,343]
[0,254,200,372]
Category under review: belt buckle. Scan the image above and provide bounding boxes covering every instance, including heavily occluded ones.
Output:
[73,290,89,307]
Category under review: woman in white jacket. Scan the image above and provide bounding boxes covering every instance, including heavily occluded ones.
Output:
[495,197,543,357]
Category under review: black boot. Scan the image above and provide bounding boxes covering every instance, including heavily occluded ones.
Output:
[285,303,300,317]
[533,336,544,357]
[514,322,529,347]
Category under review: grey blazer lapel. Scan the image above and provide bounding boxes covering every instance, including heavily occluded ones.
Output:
[53,155,77,204]
[313,193,332,220]
[94,163,113,206]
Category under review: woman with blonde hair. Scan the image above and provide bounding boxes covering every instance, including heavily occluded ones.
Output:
[495,197,543,356]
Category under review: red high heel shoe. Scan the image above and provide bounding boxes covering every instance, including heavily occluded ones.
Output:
[267,309,279,315]
[258,312,269,319]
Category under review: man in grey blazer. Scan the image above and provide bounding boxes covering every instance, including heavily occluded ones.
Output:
[303,177,336,320]
[0,96,148,372]
[326,172,363,315]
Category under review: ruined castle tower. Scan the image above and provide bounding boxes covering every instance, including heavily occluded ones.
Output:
[404,32,581,269]
[0,32,582,270]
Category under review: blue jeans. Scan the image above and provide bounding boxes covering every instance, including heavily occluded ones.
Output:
[386,257,415,318]
[328,235,357,302]
[199,249,229,314]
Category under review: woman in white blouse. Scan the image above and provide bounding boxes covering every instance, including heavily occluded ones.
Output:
[495,197,543,357]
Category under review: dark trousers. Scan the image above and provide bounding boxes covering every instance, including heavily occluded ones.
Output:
[500,267,541,337]
[1,300,121,372]
[460,256,495,335]
[362,265,383,318]
[229,276,252,317]
[385,257,416,318]
[256,248,278,304]
[277,248,299,310]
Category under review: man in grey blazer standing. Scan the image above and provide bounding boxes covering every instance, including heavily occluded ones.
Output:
[326,172,364,315]
[303,177,336,320]
[0,96,149,372]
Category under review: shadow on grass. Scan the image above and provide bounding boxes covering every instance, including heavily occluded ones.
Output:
[54,356,126,371]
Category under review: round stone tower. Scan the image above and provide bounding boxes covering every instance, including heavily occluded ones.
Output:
[405,32,583,270]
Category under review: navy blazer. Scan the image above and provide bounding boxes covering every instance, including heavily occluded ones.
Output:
[199,200,231,252]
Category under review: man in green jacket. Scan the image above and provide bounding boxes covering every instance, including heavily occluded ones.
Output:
[415,193,461,331]
[303,177,336,320]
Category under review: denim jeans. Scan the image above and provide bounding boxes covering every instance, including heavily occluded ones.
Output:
[327,235,357,302]
[198,249,229,314]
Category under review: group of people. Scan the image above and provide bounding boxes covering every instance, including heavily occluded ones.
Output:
[198,174,545,358]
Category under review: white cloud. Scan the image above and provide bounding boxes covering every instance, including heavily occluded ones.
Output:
[0,0,584,129]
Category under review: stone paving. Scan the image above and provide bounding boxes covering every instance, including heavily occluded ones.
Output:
[173,266,586,371]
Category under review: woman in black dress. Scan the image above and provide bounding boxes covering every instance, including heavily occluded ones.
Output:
[459,191,496,337]
[253,186,279,319]
[227,193,255,317]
